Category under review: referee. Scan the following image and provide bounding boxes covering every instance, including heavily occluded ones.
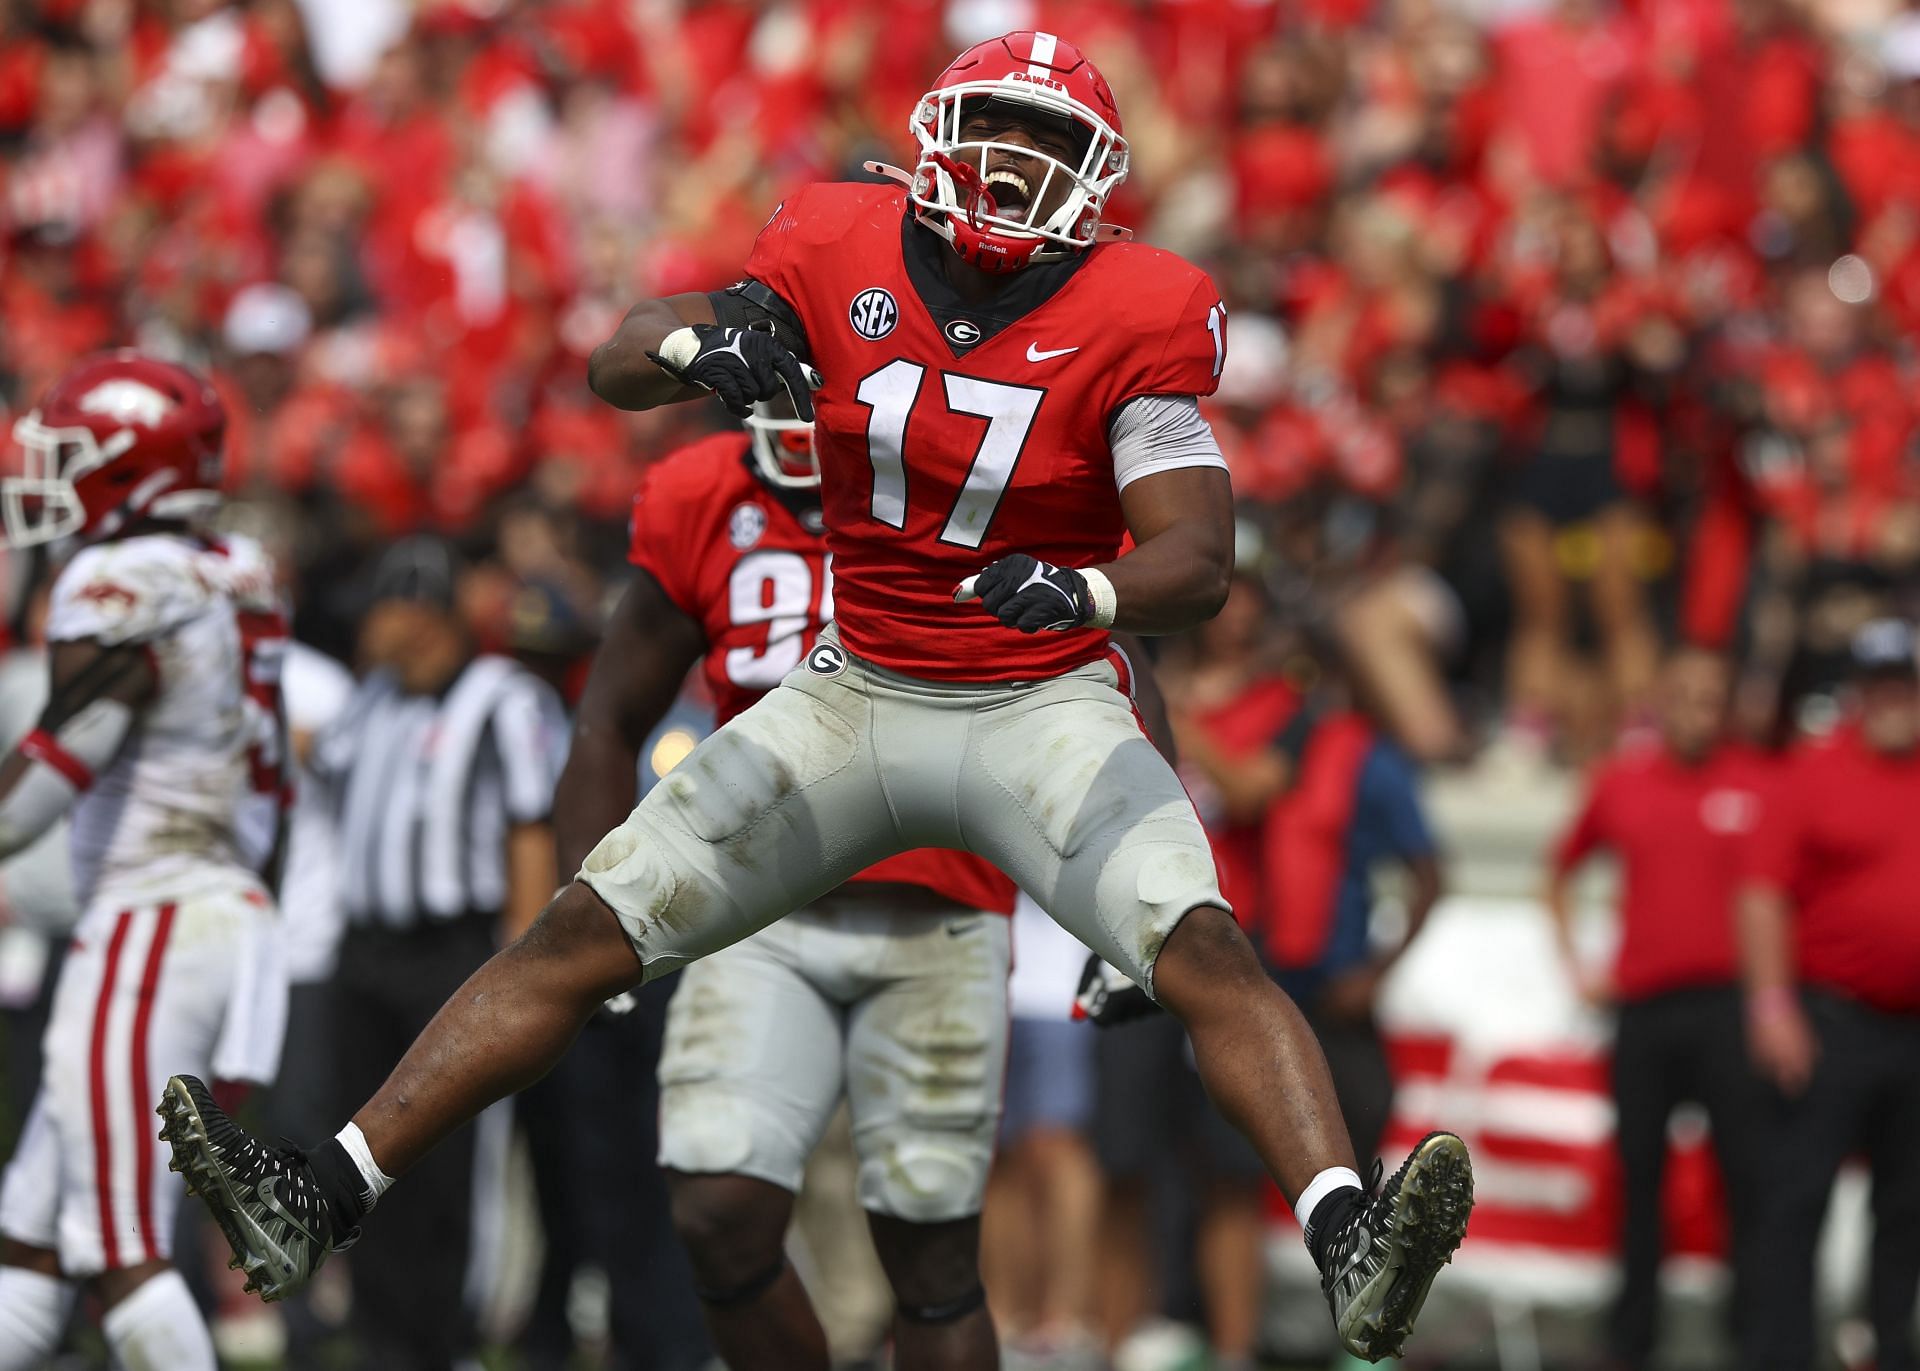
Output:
[312,537,562,1371]
[1740,619,1920,1371]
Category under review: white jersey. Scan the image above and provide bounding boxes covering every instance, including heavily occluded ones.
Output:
[44,532,288,910]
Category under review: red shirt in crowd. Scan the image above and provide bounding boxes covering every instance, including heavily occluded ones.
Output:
[1745,728,1920,1015]
[1553,740,1769,1000]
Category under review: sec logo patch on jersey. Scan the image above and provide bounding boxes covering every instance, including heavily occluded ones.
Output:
[849,288,899,341]
[728,503,768,550]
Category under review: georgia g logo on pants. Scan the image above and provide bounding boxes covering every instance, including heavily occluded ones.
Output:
[806,642,847,677]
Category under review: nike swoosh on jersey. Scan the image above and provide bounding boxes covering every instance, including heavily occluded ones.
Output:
[1025,343,1080,362]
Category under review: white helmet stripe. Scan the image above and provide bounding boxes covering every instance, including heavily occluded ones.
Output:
[1027,31,1057,75]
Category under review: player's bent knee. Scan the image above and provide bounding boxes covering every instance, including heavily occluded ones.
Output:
[666,1172,791,1290]
[865,1212,984,1319]
[1150,904,1269,1011]
[514,883,643,1000]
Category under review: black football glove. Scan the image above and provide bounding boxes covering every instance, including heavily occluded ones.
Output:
[1073,954,1158,1026]
[955,554,1094,633]
[646,321,822,420]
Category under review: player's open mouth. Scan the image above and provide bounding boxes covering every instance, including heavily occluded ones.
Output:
[984,168,1032,215]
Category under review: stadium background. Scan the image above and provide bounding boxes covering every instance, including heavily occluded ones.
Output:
[2,0,1918,1367]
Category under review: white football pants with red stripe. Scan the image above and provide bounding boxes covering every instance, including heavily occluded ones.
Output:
[0,886,285,1274]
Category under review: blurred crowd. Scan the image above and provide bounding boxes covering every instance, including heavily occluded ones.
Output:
[6,0,1920,758]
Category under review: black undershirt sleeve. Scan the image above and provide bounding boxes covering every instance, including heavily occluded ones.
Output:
[707,278,811,363]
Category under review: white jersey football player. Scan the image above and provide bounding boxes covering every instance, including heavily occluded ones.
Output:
[0,352,290,1371]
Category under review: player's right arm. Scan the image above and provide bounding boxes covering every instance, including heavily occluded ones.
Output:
[588,290,820,418]
[551,570,708,879]
[587,293,717,410]
[0,638,156,858]
[590,192,820,417]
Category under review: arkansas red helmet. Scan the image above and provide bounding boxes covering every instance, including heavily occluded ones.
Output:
[2,350,227,548]
[908,31,1130,273]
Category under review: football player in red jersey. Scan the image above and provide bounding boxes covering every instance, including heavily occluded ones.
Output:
[554,406,1163,1369]
[166,33,1474,1362]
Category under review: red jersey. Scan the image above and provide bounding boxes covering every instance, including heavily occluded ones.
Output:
[1745,728,1920,1014]
[742,181,1225,681]
[627,432,1017,916]
[1553,741,1768,1000]
[1188,677,1300,930]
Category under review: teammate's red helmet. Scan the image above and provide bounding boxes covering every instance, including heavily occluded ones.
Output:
[745,400,818,490]
[909,31,1130,273]
[2,350,226,548]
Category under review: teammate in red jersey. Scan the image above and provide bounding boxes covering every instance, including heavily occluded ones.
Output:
[558,410,1033,1368]
[166,33,1474,1362]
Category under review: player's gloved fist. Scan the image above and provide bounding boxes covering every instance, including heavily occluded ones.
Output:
[954,554,1093,633]
[1073,954,1158,1026]
[647,322,822,420]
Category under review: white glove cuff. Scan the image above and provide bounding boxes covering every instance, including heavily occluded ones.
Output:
[1082,567,1118,629]
[655,326,701,373]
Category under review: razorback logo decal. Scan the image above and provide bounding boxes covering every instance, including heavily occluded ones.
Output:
[74,582,138,608]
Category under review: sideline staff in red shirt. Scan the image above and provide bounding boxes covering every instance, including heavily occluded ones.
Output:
[1739,619,1920,1371]
[1548,645,1770,1371]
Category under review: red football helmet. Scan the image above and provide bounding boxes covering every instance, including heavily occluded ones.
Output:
[2,350,227,548]
[745,400,818,489]
[908,31,1131,273]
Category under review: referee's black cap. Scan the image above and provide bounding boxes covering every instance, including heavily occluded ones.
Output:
[370,535,463,611]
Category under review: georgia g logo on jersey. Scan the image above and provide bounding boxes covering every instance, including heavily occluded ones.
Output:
[849,288,899,341]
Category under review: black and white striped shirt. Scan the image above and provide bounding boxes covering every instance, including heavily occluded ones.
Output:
[315,655,562,930]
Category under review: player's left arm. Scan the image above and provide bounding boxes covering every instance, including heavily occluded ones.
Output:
[0,638,157,858]
[966,272,1236,635]
[962,462,1233,635]
[1099,465,1235,633]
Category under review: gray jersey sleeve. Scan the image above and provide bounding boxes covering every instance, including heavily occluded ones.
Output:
[1107,394,1229,493]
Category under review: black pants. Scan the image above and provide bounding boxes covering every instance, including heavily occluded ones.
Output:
[1746,991,1920,1371]
[516,978,712,1371]
[334,918,497,1371]
[1608,985,1770,1369]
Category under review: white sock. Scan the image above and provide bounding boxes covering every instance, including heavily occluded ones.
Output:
[1297,1165,1366,1245]
[101,1269,215,1371]
[0,1266,75,1371]
[337,1120,396,1206]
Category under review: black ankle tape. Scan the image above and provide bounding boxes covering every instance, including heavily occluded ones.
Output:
[694,1258,786,1308]
[897,1284,986,1325]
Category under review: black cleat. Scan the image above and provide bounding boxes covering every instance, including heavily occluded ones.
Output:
[1320,1131,1475,1362]
[157,1074,357,1302]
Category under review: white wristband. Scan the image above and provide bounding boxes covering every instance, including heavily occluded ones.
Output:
[655,326,701,373]
[1082,567,1118,629]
